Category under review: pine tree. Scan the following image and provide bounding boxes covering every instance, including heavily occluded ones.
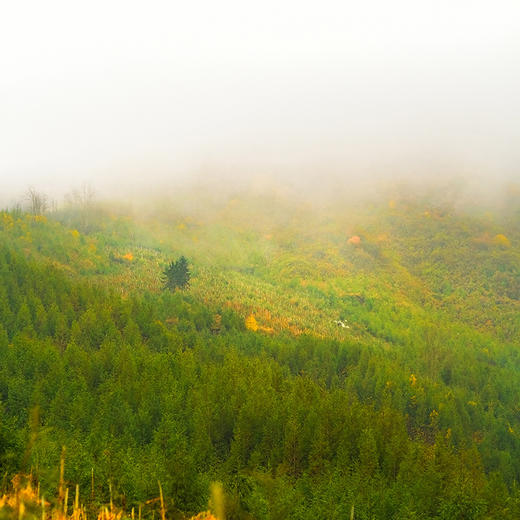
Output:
[162,256,191,291]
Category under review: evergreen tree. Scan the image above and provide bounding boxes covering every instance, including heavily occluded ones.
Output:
[161,256,190,291]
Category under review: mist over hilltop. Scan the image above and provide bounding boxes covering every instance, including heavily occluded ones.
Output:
[1,0,519,208]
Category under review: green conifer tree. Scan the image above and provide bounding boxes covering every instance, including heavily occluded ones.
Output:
[162,256,190,291]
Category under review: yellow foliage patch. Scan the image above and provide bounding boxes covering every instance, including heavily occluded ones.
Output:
[409,373,417,386]
[0,476,39,510]
[493,234,511,248]
[122,252,134,261]
[245,314,258,331]
[189,513,217,520]
[2,213,14,228]
[70,229,80,238]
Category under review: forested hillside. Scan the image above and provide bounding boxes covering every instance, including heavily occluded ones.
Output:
[1,188,520,519]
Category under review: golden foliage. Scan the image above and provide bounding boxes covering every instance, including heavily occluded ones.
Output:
[0,474,90,520]
[189,513,217,520]
[493,234,511,248]
[245,314,258,331]
[2,213,14,228]
[97,507,122,520]
[0,475,40,510]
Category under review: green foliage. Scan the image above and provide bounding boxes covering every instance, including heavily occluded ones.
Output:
[162,256,191,291]
[0,190,520,518]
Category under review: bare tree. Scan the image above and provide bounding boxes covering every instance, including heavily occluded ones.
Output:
[63,182,96,231]
[25,187,48,215]
[65,182,95,210]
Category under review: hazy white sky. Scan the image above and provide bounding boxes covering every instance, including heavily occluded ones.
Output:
[1,0,519,196]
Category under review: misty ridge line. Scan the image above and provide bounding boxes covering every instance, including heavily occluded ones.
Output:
[2,2,519,217]
[1,172,519,221]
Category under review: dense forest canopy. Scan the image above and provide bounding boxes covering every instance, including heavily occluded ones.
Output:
[0,183,520,519]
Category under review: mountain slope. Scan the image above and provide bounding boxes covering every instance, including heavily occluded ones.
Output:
[1,191,520,519]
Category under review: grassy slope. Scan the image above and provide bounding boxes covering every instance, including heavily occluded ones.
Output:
[2,192,518,345]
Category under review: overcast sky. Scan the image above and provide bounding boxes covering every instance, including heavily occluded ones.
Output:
[1,0,519,198]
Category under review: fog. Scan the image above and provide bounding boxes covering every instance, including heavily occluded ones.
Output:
[1,1,519,205]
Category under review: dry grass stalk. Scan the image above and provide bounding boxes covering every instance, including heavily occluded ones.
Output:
[64,487,69,517]
[1,473,228,520]
[58,448,66,508]
[157,482,165,520]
